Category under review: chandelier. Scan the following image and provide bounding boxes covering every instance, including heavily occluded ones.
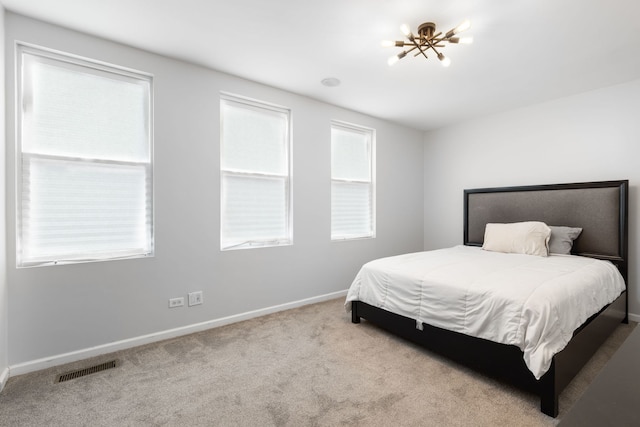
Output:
[382,20,472,67]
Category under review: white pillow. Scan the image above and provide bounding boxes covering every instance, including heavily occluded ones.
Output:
[482,221,551,257]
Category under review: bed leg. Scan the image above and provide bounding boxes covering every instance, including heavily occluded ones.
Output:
[351,302,361,324]
[541,393,558,418]
[540,363,559,418]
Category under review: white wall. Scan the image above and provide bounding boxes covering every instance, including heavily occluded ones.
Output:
[423,78,640,320]
[5,13,424,369]
[0,6,8,391]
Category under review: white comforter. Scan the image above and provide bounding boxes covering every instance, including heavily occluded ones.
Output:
[345,245,625,379]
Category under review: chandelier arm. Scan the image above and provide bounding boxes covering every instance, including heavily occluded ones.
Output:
[431,35,447,44]
[426,41,442,57]
[429,31,443,42]
[409,38,431,60]
[429,42,440,62]
[403,45,420,55]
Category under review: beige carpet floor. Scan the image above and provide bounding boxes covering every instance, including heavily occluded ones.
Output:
[0,298,635,426]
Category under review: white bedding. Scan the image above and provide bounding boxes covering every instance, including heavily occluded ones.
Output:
[345,245,625,379]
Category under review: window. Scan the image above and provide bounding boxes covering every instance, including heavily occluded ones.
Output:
[331,121,375,240]
[16,44,153,267]
[220,94,292,250]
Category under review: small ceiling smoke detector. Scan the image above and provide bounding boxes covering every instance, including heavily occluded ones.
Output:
[321,77,341,87]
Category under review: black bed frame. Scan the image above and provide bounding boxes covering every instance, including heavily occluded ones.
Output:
[351,180,629,417]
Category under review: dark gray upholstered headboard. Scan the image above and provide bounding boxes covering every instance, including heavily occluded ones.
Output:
[464,180,628,281]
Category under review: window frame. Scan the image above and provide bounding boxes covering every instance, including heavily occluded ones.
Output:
[15,42,154,267]
[220,92,293,251]
[330,120,376,241]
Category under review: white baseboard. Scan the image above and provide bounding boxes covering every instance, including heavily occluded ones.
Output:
[628,312,640,323]
[9,290,348,377]
[0,366,9,392]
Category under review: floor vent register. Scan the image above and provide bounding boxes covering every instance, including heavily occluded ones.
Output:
[56,359,118,383]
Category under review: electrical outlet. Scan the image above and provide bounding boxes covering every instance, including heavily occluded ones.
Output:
[169,297,185,308]
[188,291,203,306]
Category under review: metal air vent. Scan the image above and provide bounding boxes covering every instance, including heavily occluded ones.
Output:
[56,359,118,383]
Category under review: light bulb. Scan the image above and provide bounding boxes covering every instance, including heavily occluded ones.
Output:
[381,40,395,47]
[454,19,471,34]
[458,36,473,44]
[400,24,411,36]
[438,53,451,67]
[388,51,407,66]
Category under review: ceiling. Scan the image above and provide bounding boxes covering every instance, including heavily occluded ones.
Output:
[3,0,640,131]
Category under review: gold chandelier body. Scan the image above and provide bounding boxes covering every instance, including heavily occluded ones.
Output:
[384,20,472,67]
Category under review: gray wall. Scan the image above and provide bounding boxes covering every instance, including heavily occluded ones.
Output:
[423,78,640,321]
[0,6,8,390]
[5,13,424,366]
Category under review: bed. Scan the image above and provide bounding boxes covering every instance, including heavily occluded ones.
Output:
[347,180,628,417]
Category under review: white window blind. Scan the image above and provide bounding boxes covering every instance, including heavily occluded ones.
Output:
[17,44,153,267]
[220,94,292,250]
[331,122,375,240]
